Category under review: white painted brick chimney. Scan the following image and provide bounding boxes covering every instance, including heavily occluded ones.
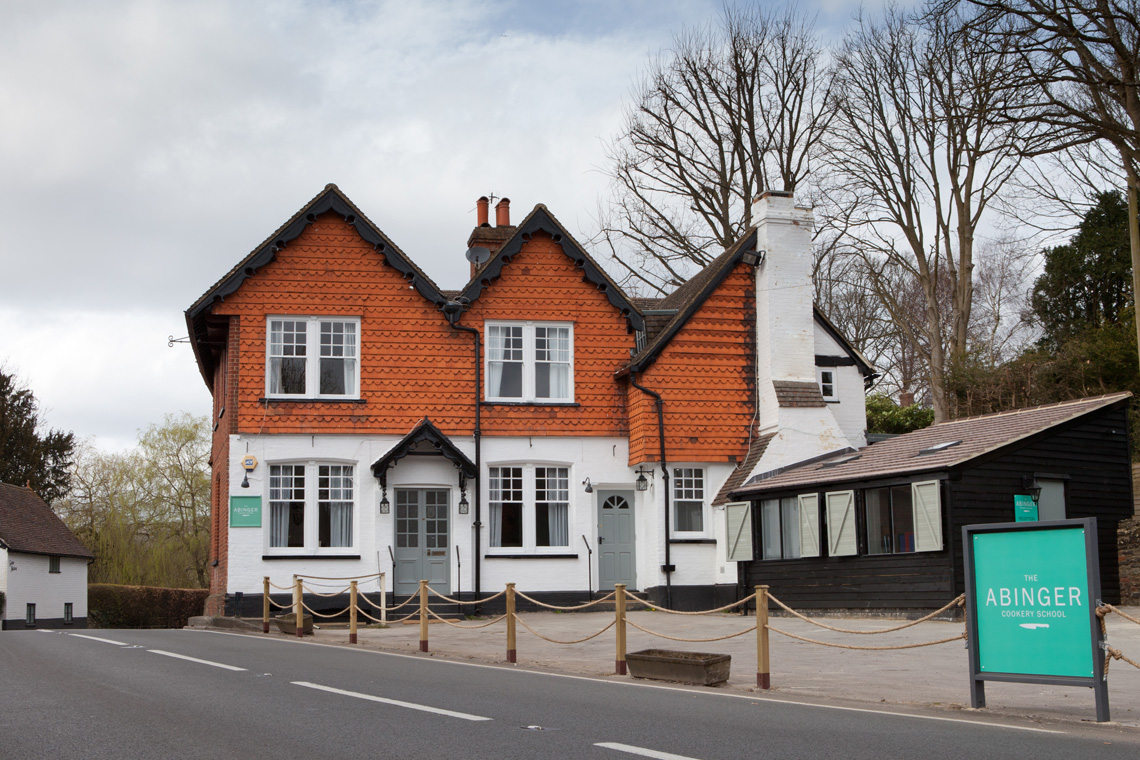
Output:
[748,191,853,478]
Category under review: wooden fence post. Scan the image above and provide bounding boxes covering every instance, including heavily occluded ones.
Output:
[294,576,304,638]
[380,572,387,625]
[615,583,627,675]
[349,580,358,644]
[262,576,270,633]
[419,580,429,652]
[506,583,517,663]
[757,585,770,689]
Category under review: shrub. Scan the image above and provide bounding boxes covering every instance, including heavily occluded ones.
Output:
[88,584,209,629]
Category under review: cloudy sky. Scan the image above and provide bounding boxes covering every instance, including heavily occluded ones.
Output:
[1,0,882,452]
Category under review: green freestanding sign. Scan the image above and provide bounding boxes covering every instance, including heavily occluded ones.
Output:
[963,518,1108,722]
[229,496,262,527]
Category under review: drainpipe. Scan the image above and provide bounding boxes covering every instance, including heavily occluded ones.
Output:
[630,374,671,609]
[446,306,483,601]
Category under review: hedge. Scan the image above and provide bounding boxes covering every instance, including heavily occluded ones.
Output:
[88,584,209,629]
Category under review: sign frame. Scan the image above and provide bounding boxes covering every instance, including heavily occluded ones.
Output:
[229,496,263,528]
[962,518,1108,722]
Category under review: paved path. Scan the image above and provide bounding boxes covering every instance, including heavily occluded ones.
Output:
[196,605,1140,730]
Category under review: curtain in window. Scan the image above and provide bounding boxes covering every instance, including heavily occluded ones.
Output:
[329,501,352,547]
[547,502,568,546]
[487,327,505,397]
[489,503,502,548]
[270,503,289,547]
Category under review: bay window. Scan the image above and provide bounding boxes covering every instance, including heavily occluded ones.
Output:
[486,322,573,402]
[488,464,570,551]
[267,317,359,398]
[269,462,355,552]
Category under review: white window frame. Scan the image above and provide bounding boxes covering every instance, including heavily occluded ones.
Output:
[672,466,708,536]
[265,460,357,555]
[484,321,574,403]
[266,316,360,400]
[818,368,838,402]
[486,463,572,554]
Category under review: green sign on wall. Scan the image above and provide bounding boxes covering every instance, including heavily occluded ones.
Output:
[971,526,1091,677]
[229,496,262,527]
[963,518,1109,722]
[1013,494,1038,522]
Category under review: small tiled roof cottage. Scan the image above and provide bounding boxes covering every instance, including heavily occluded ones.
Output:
[727,393,1134,608]
[184,186,874,614]
[0,482,93,629]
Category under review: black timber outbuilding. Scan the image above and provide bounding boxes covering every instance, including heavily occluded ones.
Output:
[727,393,1133,610]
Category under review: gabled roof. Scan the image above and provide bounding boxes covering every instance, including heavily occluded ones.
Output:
[370,418,477,482]
[617,229,759,376]
[0,482,93,559]
[729,392,1132,498]
[185,184,449,385]
[456,205,645,333]
[813,306,875,378]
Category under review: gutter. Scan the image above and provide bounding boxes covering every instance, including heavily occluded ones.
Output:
[630,373,672,609]
[445,305,483,603]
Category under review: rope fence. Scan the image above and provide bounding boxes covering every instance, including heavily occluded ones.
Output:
[257,577,1136,694]
[1098,604,1140,673]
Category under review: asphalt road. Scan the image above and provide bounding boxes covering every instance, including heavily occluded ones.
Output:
[1,628,1137,760]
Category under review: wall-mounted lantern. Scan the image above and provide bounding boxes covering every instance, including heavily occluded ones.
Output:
[635,467,652,492]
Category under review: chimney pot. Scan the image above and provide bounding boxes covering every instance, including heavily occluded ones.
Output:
[476,196,490,227]
[495,198,511,227]
[899,391,915,407]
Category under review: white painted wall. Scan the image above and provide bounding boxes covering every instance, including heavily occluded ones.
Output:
[1,552,88,625]
[228,433,739,599]
[814,321,869,449]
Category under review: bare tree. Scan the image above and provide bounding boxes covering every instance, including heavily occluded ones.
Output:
[967,0,1140,367]
[824,4,1048,420]
[599,5,835,294]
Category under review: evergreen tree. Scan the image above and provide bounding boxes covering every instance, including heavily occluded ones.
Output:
[1031,191,1133,348]
[0,369,74,503]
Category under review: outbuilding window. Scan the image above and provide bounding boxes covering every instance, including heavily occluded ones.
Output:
[758,494,822,559]
[861,480,943,554]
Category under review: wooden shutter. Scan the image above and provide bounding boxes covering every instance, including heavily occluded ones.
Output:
[825,490,857,557]
[724,502,753,562]
[798,494,820,558]
[912,480,943,552]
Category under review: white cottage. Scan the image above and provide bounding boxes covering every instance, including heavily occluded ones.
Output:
[0,482,93,630]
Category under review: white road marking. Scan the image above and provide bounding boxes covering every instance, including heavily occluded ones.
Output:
[69,634,130,646]
[193,630,1064,734]
[292,681,491,721]
[149,649,247,671]
[596,742,703,760]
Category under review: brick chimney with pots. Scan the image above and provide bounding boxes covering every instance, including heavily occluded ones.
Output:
[467,196,516,280]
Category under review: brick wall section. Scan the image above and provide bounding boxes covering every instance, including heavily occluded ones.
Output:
[461,231,634,438]
[629,261,756,464]
[205,333,237,615]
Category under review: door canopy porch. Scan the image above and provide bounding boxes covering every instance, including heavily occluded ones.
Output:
[370,417,477,489]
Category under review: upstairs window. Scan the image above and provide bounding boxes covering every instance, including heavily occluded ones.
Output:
[49,556,61,573]
[486,322,573,402]
[267,317,359,399]
[818,368,838,402]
